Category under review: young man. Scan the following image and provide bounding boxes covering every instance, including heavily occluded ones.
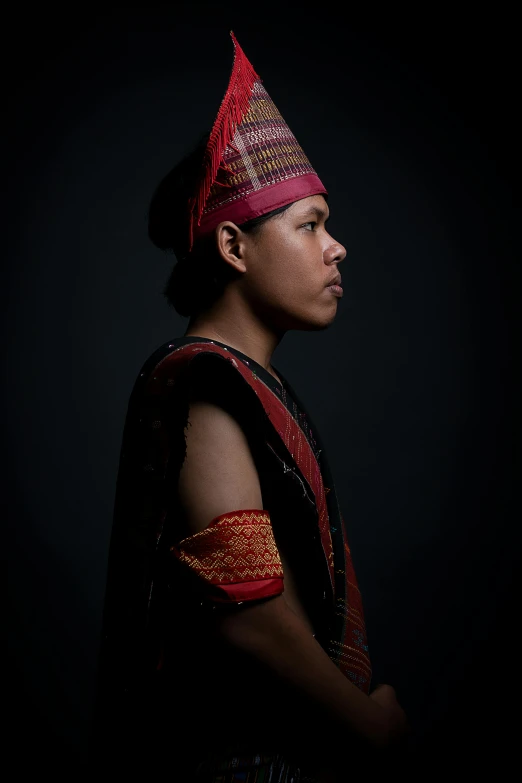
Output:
[92,32,408,782]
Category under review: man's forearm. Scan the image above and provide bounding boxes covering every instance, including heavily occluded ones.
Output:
[212,594,389,748]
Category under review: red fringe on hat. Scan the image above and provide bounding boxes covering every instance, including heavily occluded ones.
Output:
[187,31,260,251]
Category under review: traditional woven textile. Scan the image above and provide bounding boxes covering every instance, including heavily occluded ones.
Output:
[93,336,373,775]
[140,338,372,695]
[194,750,320,782]
[170,508,284,603]
[188,31,327,250]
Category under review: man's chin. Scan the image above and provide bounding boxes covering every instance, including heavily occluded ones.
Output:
[272,304,338,332]
[294,315,335,332]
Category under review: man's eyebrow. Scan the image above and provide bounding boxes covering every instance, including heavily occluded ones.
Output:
[298,206,331,222]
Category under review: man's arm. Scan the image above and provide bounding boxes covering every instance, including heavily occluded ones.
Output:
[177,399,408,750]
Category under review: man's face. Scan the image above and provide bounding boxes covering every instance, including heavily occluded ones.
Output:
[240,195,346,331]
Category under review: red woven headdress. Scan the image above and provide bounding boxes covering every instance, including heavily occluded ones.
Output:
[187,31,327,252]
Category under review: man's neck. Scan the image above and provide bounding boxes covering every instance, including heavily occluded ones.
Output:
[184,305,283,383]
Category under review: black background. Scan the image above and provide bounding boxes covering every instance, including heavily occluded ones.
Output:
[5,3,520,776]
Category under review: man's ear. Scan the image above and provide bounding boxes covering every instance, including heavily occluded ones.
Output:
[214,221,248,273]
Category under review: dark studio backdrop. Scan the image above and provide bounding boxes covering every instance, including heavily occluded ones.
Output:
[5,3,520,776]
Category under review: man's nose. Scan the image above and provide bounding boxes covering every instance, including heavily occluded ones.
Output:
[324,239,347,264]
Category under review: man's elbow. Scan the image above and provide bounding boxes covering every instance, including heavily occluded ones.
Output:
[212,593,292,651]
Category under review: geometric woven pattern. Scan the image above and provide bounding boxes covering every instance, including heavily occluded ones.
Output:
[171,509,283,584]
[204,82,319,215]
[189,32,327,250]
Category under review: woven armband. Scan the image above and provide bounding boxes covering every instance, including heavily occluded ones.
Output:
[170,509,284,604]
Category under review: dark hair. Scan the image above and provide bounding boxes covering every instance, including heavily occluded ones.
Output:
[148,134,293,318]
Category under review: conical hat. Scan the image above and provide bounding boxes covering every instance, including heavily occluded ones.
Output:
[188,31,327,251]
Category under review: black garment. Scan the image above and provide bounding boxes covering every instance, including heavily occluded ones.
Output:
[90,337,347,778]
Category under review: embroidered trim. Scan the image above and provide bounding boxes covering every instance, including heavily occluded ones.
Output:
[171,509,283,585]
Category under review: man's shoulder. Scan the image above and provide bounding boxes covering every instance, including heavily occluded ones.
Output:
[129,337,268,432]
[126,337,244,404]
[138,336,248,380]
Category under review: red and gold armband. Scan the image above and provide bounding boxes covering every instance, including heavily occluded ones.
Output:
[170,509,284,604]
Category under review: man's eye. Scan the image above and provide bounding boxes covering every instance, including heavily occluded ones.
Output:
[302,221,317,231]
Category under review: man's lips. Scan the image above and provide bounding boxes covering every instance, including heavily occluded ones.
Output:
[326,273,342,287]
